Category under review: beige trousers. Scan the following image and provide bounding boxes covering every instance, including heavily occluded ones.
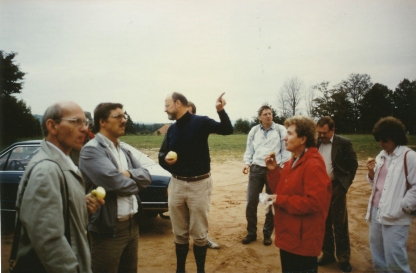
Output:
[168,176,213,246]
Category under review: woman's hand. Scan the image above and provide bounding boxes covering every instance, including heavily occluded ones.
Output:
[265,152,278,171]
[366,157,376,180]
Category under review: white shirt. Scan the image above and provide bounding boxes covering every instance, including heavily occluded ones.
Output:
[318,136,334,180]
[97,133,138,219]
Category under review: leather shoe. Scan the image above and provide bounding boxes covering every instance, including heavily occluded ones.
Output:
[242,235,256,244]
[263,236,272,246]
[317,255,335,266]
[340,262,352,272]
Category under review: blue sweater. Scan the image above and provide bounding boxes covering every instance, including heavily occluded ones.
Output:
[159,110,233,177]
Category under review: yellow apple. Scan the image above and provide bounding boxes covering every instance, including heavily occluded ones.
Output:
[91,186,106,200]
[167,151,178,160]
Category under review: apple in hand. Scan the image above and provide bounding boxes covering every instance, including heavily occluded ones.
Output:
[91,186,106,200]
[166,151,177,160]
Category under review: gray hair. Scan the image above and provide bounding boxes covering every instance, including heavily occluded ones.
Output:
[42,103,63,137]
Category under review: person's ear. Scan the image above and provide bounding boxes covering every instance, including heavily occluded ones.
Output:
[46,119,58,135]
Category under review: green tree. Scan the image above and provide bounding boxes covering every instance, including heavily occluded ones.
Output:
[0,51,26,98]
[392,78,416,134]
[234,118,250,134]
[124,111,136,134]
[337,73,373,132]
[359,83,393,133]
[0,51,41,145]
[312,81,354,133]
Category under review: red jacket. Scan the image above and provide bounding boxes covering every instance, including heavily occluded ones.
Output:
[267,147,331,256]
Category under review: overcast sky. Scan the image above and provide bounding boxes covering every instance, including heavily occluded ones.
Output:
[1,0,415,123]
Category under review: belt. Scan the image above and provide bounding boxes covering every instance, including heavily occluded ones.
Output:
[118,214,135,222]
[171,173,211,182]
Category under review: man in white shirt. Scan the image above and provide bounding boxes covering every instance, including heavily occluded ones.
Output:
[242,105,291,245]
[80,103,151,273]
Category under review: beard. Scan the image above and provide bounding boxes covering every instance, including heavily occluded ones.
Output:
[167,112,176,120]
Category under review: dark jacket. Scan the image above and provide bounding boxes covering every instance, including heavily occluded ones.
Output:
[158,110,233,176]
[318,134,358,192]
[79,134,151,236]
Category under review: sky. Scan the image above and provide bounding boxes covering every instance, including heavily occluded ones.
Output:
[1,0,416,124]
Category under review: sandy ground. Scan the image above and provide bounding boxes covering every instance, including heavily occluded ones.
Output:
[2,159,416,272]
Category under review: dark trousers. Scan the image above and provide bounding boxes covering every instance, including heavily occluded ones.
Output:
[245,164,274,237]
[322,181,351,262]
[280,249,317,273]
[90,216,139,273]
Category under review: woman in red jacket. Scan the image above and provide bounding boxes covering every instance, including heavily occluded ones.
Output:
[265,115,332,273]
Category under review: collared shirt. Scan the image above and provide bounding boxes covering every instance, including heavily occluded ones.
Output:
[318,135,334,180]
[243,122,291,168]
[97,133,138,219]
[46,141,79,173]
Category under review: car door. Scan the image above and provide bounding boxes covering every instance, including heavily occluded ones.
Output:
[0,144,40,212]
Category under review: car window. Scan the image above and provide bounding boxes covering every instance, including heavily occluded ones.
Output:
[1,146,40,171]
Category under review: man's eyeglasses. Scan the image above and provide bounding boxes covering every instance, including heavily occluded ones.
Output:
[318,131,329,136]
[59,118,89,127]
[111,114,127,121]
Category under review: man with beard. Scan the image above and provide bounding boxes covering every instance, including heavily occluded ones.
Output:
[159,92,233,273]
[79,102,151,273]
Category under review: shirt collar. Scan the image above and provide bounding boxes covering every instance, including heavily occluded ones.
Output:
[46,141,78,172]
[260,122,275,131]
[97,133,121,149]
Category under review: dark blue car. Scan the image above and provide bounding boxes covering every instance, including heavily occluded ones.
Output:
[0,140,171,229]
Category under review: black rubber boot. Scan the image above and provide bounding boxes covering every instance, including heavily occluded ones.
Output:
[175,243,189,273]
[193,244,207,273]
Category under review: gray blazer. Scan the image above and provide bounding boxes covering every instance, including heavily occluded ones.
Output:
[318,134,358,192]
[16,140,91,273]
[79,134,151,235]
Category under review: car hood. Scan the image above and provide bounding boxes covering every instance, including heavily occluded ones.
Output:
[120,142,171,177]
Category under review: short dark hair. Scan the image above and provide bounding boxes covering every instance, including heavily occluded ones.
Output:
[172,92,188,107]
[372,116,408,145]
[257,105,272,117]
[94,102,123,130]
[317,116,335,131]
[42,103,63,137]
[188,101,196,114]
[284,115,317,148]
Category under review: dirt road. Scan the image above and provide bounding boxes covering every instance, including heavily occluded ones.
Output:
[2,160,416,272]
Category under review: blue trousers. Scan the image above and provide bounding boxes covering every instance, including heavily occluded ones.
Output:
[370,206,411,273]
[245,164,274,237]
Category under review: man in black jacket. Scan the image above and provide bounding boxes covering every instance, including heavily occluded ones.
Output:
[317,116,358,273]
[159,92,233,273]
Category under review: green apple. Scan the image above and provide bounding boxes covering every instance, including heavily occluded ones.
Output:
[91,186,106,200]
[167,151,178,160]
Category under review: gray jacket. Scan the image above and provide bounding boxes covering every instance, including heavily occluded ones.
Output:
[16,140,91,273]
[79,134,151,235]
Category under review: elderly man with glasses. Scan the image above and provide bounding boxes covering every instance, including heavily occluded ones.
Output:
[316,116,358,273]
[14,101,102,272]
[79,102,151,273]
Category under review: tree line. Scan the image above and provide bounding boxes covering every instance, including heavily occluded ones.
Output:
[235,74,416,134]
[2,50,415,147]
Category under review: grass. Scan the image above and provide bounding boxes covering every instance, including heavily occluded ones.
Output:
[121,134,416,163]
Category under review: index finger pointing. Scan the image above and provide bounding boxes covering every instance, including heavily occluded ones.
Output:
[217,92,225,100]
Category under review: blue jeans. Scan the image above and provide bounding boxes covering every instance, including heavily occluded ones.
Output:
[245,164,274,237]
[370,206,411,273]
